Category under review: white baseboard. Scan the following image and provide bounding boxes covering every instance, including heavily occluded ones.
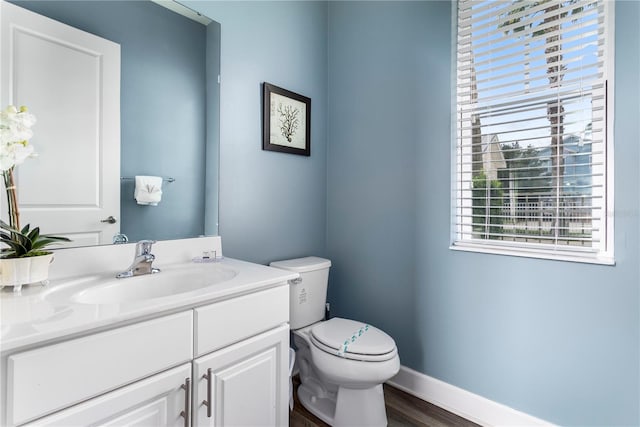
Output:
[387,366,555,427]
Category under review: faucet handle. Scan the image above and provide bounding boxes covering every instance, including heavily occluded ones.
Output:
[135,240,156,255]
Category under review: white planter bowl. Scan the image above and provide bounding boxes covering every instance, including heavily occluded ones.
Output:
[0,253,54,291]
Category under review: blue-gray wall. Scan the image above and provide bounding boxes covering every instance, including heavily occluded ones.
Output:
[326,1,639,426]
[11,1,212,242]
[187,1,328,265]
[326,0,422,386]
[189,1,639,425]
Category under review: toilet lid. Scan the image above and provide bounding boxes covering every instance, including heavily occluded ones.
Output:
[310,318,397,362]
[270,256,331,273]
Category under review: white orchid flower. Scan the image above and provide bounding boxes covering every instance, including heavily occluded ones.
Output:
[0,105,37,171]
[0,141,34,171]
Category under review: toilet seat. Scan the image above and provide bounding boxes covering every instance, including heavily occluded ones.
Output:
[310,318,397,362]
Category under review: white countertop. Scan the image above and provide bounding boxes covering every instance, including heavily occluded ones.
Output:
[0,257,298,353]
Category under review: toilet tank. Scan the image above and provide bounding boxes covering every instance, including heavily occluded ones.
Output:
[270,257,331,330]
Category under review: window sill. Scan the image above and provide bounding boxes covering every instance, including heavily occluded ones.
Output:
[449,242,615,266]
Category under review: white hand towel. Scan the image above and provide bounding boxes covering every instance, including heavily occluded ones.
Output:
[134,176,163,206]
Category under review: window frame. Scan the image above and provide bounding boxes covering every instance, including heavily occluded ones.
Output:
[450,0,615,265]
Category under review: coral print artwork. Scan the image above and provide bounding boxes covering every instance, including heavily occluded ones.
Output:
[270,93,306,149]
[262,83,311,156]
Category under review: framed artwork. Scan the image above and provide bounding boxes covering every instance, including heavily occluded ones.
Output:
[262,82,311,156]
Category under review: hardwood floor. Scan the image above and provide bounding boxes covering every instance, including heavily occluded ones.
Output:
[290,376,480,427]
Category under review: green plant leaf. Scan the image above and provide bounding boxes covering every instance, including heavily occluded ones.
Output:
[0,219,18,233]
[27,226,40,242]
[40,234,71,242]
[31,238,64,250]
[15,232,31,251]
[20,223,30,235]
[0,238,27,256]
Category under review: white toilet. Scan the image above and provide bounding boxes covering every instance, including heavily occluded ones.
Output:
[270,256,400,427]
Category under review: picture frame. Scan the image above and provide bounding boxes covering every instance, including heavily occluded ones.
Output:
[262,82,311,156]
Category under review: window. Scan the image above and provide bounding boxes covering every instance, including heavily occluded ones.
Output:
[452,0,614,264]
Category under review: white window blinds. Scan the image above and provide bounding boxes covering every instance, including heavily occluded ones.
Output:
[453,0,614,263]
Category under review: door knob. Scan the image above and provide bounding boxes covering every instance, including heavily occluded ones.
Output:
[101,215,117,224]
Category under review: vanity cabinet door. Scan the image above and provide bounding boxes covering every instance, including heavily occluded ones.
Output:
[24,364,191,427]
[193,324,289,427]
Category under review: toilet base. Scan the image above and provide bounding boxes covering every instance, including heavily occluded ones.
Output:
[297,382,336,425]
[298,381,388,427]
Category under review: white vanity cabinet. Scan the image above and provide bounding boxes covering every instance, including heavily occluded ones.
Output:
[1,282,291,427]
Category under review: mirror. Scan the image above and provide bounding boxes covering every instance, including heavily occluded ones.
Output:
[3,0,220,247]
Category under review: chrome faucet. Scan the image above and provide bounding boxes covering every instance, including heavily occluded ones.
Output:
[116,240,160,278]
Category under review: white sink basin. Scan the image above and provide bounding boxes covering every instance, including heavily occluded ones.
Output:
[43,263,237,305]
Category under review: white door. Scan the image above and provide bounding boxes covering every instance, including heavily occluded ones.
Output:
[193,325,289,427]
[0,0,120,246]
[23,364,191,427]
